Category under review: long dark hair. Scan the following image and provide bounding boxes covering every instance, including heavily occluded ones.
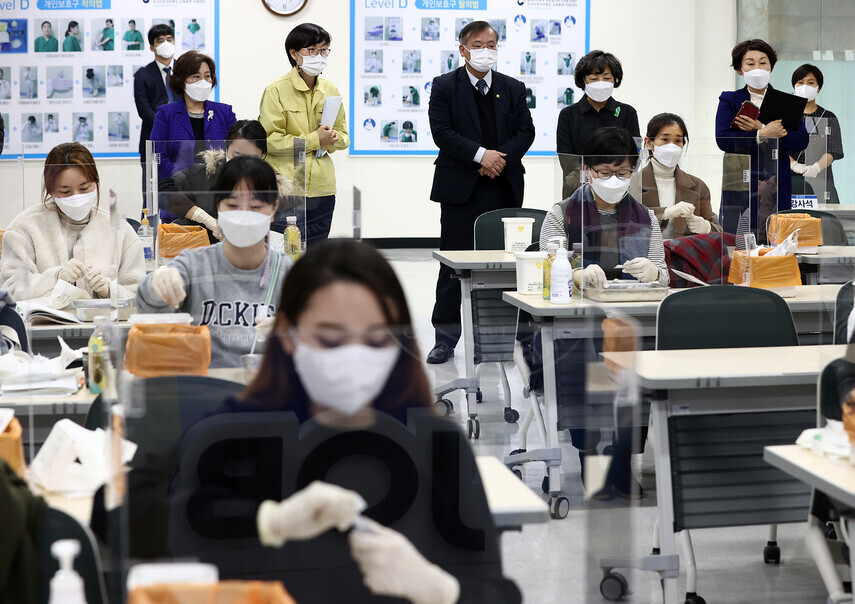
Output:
[211,156,278,217]
[242,239,433,417]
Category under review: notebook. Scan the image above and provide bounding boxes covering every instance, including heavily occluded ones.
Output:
[759,88,807,131]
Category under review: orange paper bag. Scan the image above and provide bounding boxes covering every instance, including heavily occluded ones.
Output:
[124,324,211,377]
[728,249,802,288]
[767,213,823,247]
[128,581,296,604]
[158,224,209,258]
[0,416,25,477]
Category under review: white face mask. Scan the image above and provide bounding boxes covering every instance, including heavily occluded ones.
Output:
[217,210,271,247]
[743,68,770,90]
[465,47,498,73]
[588,173,631,205]
[292,342,401,415]
[794,84,818,102]
[185,79,212,102]
[584,80,614,103]
[652,143,683,168]
[54,190,98,221]
[155,41,175,59]
[299,54,327,77]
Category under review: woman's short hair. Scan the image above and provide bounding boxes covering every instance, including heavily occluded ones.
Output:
[43,142,100,205]
[242,239,433,417]
[582,127,639,169]
[791,63,824,90]
[731,39,777,71]
[211,156,278,217]
[574,50,623,89]
[147,23,173,45]
[285,23,331,67]
[646,112,689,142]
[225,119,268,156]
[402,120,413,129]
[169,51,217,99]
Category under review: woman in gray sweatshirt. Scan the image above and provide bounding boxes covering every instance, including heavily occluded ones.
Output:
[136,156,293,367]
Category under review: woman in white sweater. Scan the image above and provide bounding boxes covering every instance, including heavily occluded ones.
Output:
[1,142,145,300]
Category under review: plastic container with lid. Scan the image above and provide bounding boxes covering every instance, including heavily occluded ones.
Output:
[501,217,535,252]
[514,251,547,294]
[128,313,194,325]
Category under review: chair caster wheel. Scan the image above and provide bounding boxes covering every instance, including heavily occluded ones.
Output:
[541,475,550,494]
[549,496,569,519]
[763,541,781,564]
[511,466,523,480]
[503,407,520,423]
[475,389,483,404]
[599,572,628,600]
[684,592,706,604]
[467,418,480,440]
[434,398,453,417]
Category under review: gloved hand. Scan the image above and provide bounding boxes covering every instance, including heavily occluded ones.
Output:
[686,215,712,234]
[661,201,695,221]
[58,259,87,283]
[189,206,222,239]
[349,517,461,604]
[256,481,366,548]
[151,267,186,309]
[580,264,606,288]
[86,267,110,298]
[803,162,822,179]
[790,161,807,175]
[255,315,275,341]
[623,257,659,283]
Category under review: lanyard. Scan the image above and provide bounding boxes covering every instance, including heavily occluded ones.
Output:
[251,250,282,354]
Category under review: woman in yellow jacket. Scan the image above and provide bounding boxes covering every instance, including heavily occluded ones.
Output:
[259,23,349,246]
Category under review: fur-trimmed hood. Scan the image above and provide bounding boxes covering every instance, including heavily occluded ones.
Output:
[200,149,293,197]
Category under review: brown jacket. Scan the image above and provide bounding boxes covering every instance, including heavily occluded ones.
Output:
[634,163,722,238]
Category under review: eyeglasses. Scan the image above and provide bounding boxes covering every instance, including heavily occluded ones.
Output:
[301,48,331,57]
[591,168,633,179]
[466,44,499,50]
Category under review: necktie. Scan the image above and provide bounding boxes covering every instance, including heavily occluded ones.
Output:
[163,66,174,102]
[476,79,487,96]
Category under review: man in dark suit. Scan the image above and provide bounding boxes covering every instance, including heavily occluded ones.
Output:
[134,23,175,210]
[427,20,535,364]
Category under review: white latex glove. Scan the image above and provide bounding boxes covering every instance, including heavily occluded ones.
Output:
[86,267,110,298]
[803,162,822,179]
[58,259,87,283]
[349,517,460,604]
[189,206,221,239]
[686,215,712,235]
[150,267,186,309]
[661,201,695,221]
[790,161,807,175]
[581,264,606,288]
[256,481,366,548]
[623,257,659,283]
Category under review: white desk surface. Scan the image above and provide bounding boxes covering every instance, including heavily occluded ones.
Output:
[504,284,841,318]
[764,444,855,509]
[818,205,855,218]
[433,250,517,270]
[797,246,855,265]
[602,344,847,390]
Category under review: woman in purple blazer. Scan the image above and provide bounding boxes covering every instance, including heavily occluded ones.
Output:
[150,51,237,186]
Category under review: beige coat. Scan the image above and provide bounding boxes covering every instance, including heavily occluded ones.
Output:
[634,163,722,238]
[1,202,145,300]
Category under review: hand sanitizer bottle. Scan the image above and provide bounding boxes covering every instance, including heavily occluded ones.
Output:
[48,540,87,604]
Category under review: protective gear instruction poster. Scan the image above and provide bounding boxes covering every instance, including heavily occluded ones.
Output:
[350,0,589,156]
[0,0,219,159]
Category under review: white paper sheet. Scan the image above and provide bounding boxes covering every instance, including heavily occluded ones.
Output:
[315,96,342,158]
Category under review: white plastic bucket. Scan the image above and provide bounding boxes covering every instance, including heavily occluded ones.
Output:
[514,251,547,294]
[502,217,535,252]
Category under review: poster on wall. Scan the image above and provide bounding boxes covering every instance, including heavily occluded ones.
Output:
[350,0,589,156]
[0,0,219,160]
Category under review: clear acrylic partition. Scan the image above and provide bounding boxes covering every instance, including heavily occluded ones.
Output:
[790,115,831,206]
[146,138,307,267]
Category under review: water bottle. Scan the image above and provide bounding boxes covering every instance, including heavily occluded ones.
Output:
[285,216,302,262]
[88,316,109,395]
[137,216,154,271]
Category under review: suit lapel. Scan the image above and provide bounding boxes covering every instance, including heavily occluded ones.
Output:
[492,74,508,142]
[175,102,194,139]
[457,68,481,136]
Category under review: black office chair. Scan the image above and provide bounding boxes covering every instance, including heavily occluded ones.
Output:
[832,280,854,344]
[126,217,141,232]
[38,508,107,604]
[474,208,547,250]
[0,305,29,352]
[779,209,848,247]
[655,286,803,602]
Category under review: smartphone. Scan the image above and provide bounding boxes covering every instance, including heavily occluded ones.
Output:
[730,101,761,129]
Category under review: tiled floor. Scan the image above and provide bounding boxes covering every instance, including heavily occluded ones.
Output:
[384,248,835,603]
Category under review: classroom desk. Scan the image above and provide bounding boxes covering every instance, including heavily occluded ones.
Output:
[29,321,132,357]
[797,246,855,285]
[601,344,845,604]
[764,445,855,599]
[818,205,855,245]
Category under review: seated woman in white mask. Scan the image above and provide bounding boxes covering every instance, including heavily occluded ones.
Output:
[1,142,145,300]
[136,156,291,368]
[631,113,722,239]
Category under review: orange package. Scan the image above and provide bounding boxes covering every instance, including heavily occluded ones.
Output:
[601,317,637,373]
[0,417,25,477]
[158,224,210,258]
[767,213,823,247]
[728,249,802,289]
[128,581,296,604]
[124,324,211,377]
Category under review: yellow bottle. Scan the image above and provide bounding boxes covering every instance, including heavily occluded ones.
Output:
[543,241,559,300]
[285,216,302,262]
[88,316,109,395]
